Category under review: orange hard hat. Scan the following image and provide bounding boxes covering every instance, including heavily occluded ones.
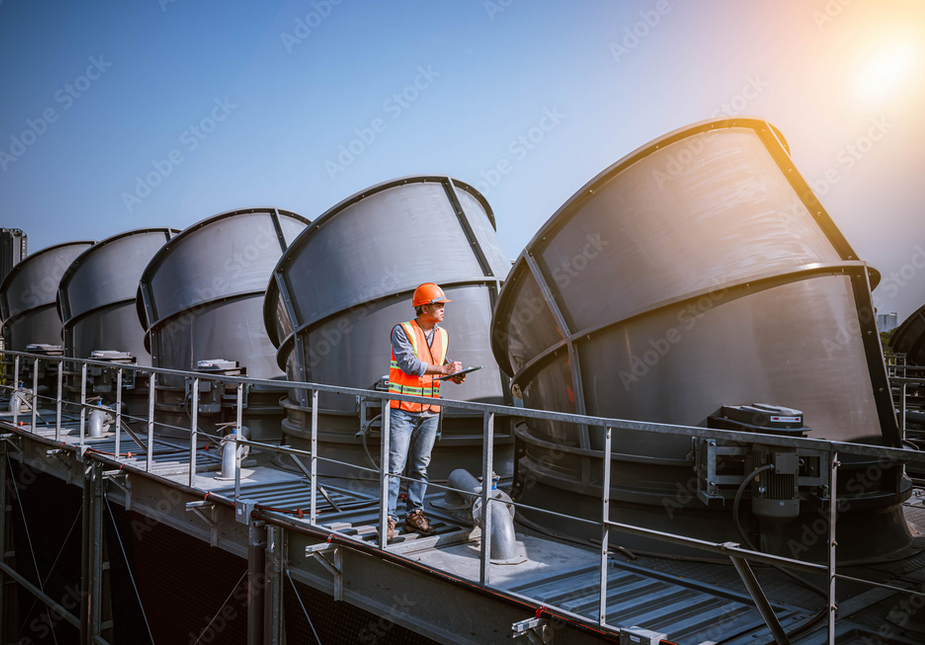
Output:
[412,283,451,307]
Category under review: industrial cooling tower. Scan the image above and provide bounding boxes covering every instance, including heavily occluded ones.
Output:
[890,304,925,366]
[491,117,911,562]
[137,208,309,441]
[1,241,95,351]
[265,176,514,479]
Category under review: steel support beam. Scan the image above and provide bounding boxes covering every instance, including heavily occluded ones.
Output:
[0,440,10,641]
[80,456,105,645]
[264,524,285,644]
[247,521,267,645]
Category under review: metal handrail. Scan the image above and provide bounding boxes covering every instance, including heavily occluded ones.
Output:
[4,349,925,645]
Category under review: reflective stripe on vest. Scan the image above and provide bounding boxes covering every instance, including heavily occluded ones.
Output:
[389,321,448,412]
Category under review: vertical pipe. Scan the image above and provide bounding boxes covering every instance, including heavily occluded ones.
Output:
[31,358,38,430]
[114,368,122,458]
[56,359,64,440]
[378,398,390,549]
[189,378,199,487]
[147,374,155,472]
[599,426,612,626]
[827,452,839,645]
[234,383,244,503]
[480,411,495,586]
[79,363,88,446]
[310,389,318,524]
[901,382,907,435]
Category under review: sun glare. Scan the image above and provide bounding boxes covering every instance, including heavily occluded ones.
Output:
[853,39,919,104]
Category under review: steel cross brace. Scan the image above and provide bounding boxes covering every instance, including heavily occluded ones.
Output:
[728,552,791,645]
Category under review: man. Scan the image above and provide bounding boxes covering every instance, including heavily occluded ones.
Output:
[386,282,465,540]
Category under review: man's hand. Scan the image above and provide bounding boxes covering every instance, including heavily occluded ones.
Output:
[441,361,462,376]
[449,373,466,384]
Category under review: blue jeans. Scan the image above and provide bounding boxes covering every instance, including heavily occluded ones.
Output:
[387,408,439,519]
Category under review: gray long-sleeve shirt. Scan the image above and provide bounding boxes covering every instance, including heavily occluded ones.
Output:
[390,323,449,377]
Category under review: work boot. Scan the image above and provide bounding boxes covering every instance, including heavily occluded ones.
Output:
[404,509,436,536]
[386,516,396,541]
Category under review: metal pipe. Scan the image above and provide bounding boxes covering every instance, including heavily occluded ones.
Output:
[310,389,318,524]
[447,468,517,563]
[31,358,38,430]
[146,374,155,472]
[56,358,63,440]
[13,356,20,426]
[828,453,839,644]
[114,368,122,457]
[190,377,199,487]
[80,363,88,445]
[599,426,612,626]
[480,411,495,585]
[379,404,390,549]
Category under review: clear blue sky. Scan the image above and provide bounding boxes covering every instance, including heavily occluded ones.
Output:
[1,0,923,318]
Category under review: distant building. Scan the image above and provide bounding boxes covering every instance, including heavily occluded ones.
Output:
[877,311,899,333]
[0,228,27,286]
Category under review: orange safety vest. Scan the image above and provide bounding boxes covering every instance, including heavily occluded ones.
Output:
[389,321,448,412]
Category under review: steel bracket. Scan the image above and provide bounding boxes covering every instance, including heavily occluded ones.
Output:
[310,546,343,601]
[103,470,131,511]
[513,616,552,643]
[186,501,219,546]
[0,434,22,455]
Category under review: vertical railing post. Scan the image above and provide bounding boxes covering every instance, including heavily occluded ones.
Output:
[79,363,88,447]
[234,383,244,504]
[0,438,9,626]
[310,389,319,524]
[114,368,123,458]
[189,377,199,487]
[31,358,39,431]
[480,411,495,586]
[378,395,391,549]
[901,382,907,435]
[11,356,20,428]
[55,358,63,440]
[827,452,839,645]
[146,373,155,472]
[599,426,613,626]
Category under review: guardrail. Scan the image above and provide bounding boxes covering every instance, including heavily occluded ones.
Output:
[3,349,925,645]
